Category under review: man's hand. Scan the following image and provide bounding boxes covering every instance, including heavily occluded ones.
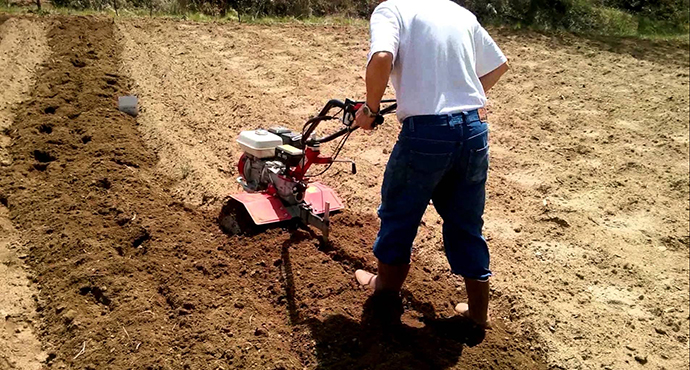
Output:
[354,105,376,130]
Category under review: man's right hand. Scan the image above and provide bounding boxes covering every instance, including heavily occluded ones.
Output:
[354,105,377,131]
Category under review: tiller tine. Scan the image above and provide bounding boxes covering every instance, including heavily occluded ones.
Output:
[297,182,343,242]
[292,202,330,243]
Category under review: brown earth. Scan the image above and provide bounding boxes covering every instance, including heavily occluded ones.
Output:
[115,17,690,370]
[0,15,49,370]
[0,15,546,370]
[0,12,688,370]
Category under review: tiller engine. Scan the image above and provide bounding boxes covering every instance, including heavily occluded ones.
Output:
[220,99,396,242]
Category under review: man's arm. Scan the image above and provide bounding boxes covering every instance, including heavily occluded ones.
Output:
[479,61,509,93]
[366,52,393,112]
[355,51,393,130]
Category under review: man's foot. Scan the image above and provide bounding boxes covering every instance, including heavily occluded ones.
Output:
[454,303,491,329]
[355,269,377,289]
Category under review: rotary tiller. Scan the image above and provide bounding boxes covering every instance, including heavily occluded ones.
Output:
[219,98,397,242]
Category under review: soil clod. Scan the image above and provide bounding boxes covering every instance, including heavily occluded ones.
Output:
[634,355,648,364]
[38,124,53,134]
[95,177,111,189]
[131,227,150,249]
[32,149,56,163]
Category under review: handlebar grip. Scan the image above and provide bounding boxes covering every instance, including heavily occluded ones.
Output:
[379,103,397,115]
[373,114,384,127]
[318,99,346,117]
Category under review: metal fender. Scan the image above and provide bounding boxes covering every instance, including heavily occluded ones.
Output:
[229,192,292,225]
[304,182,344,215]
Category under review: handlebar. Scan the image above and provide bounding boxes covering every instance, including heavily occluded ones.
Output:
[317,99,347,117]
[302,99,397,146]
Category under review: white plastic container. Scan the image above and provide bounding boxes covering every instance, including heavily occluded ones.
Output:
[118,96,138,117]
[237,129,283,158]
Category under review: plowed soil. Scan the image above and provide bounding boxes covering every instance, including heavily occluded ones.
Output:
[0,16,545,370]
[0,13,688,370]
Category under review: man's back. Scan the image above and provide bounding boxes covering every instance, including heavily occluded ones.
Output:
[369,0,506,120]
[354,0,508,333]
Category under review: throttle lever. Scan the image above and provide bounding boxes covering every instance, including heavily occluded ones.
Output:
[333,158,357,174]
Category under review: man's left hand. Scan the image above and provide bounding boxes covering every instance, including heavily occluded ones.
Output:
[354,105,376,131]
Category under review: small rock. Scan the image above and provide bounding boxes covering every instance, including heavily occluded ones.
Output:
[178,308,191,316]
[254,327,267,336]
[634,355,647,364]
[655,327,667,335]
[115,214,131,226]
[234,302,245,309]
[625,344,636,351]
[62,309,77,324]
[70,58,86,68]
[95,178,111,189]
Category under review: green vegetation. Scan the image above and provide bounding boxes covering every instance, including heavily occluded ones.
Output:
[470,0,688,36]
[1,0,687,37]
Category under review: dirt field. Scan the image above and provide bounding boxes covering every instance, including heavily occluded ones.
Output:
[0,15,49,370]
[0,14,688,370]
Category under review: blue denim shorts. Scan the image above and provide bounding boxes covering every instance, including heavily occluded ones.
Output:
[373,110,491,280]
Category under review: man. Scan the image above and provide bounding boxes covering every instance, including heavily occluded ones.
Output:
[353,0,509,329]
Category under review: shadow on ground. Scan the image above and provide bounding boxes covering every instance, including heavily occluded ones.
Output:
[280,233,486,370]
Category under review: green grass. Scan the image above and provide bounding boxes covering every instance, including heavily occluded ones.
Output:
[0,4,31,14]
[243,14,366,26]
[485,6,688,41]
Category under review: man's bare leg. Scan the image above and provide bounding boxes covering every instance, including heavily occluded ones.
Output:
[355,261,410,293]
[455,278,490,328]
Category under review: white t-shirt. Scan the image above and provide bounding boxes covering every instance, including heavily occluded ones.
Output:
[368,0,507,121]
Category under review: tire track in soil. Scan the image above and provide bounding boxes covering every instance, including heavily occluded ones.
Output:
[0,16,546,369]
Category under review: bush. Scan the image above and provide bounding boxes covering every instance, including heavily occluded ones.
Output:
[22,0,690,36]
[463,0,687,35]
